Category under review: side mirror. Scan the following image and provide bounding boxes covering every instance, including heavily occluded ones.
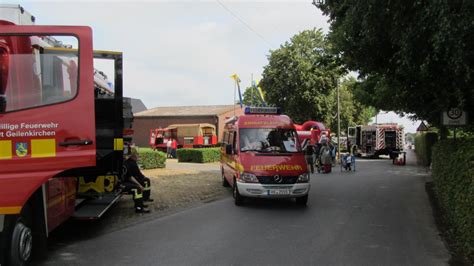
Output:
[225,144,233,155]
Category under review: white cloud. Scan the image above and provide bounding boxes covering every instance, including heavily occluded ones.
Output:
[17,1,328,108]
[370,111,420,133]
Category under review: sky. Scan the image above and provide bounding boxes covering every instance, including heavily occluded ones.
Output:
[11,0,420,132]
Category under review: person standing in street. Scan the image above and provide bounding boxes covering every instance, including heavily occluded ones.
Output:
[171,138,178,159]
[304,142,315,174]
[320,142,332,173]
[166,139,172,158]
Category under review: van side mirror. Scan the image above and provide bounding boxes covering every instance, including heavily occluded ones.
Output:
[225,144,233,155]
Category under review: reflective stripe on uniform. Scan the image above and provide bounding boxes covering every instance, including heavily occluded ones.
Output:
[143,181,151,191]
[131,188,143,199]
[114,138,124,151]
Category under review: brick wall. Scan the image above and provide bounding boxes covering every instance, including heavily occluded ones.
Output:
[216,107,244,142]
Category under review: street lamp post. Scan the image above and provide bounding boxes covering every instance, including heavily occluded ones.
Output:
[337,80,340,161]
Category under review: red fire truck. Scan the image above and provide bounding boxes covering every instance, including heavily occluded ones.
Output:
[221,107,310,206]
[149,123,218,151]
[294,120,331,145]
[348,123,404,158]
[0,5,130,265]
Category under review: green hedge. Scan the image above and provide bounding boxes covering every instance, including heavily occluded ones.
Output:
[177,148,221,163]
[138,149,166,169]
[432,139,474,260]
[415,132,438,166]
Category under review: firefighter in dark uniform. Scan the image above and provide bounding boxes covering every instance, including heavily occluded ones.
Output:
[124,151,154,213]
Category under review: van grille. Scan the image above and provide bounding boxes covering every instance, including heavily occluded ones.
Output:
[257,176,298,184]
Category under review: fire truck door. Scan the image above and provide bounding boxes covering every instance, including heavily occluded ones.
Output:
[0,26,96,178]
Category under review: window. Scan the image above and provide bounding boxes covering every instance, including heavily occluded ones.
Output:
[202,127,214,136]
[0,35,79,113]
[229,132,234,148]
[222,132,229,144]
[184,137,194,145]
[240,128,300,153]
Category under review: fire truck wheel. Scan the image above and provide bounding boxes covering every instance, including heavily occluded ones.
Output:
[233,178,244,206]
[295,195,308,206]
[10,219,33,265]
[222,169,230,187]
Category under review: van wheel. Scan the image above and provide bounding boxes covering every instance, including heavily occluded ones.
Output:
[10,219,33,266]
[222,169,230,187]
[233,179,244,206]
[295,195,308,206]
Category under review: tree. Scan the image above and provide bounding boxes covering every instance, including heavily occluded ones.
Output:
[260,29,343,124]
[326,77,377,132]
[242,85,265,106]
[260,29,375,132]
[318,1,474,130]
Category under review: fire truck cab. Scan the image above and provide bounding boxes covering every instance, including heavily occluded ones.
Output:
[220,107,310,206]
[0,5,129,265]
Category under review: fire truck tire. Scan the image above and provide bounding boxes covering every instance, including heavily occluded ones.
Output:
[222,169,230,187]
[10,219,33,266]
[233,178,244,206]
[295,195,308,206]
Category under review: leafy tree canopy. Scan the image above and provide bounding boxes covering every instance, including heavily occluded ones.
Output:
[260,29,343,124]
[242,85,265,106]
[260,29,375,132]
[318,0,474,129]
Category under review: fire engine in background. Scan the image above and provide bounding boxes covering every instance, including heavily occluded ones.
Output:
[348,123,404,158]
[0,5,132,265]
[221,107,310,206]
[149,123,218,151]
[294,120,330,145]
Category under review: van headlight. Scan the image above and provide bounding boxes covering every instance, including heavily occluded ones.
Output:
[297,173,309,183]
[240,172,259,183]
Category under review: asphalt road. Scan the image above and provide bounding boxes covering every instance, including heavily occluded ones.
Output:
[41,150,449,266]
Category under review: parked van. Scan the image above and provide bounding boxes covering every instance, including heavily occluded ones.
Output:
[220,107,310,206]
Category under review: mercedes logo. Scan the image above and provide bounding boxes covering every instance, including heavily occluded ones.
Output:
[273,175,283,183]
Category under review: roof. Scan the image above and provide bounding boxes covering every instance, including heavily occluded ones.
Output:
[130,98,147,114]
[134,105,240,117]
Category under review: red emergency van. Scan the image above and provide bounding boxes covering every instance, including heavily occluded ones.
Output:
[220,107,310,206]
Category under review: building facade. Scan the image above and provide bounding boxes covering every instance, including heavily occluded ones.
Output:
[132,105,244,147]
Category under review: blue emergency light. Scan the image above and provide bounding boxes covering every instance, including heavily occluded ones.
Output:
[244,106,281,115]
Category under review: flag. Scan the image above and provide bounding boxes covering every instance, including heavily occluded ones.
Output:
[230,73,243,108]
[255,80,266,106]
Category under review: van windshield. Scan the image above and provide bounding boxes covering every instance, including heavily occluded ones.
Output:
[240,128,300,153]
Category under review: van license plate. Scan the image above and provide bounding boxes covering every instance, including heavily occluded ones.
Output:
[268,189,290,195]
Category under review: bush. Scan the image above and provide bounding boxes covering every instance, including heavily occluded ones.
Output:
[415,131,438,166]
[138,148,166,169]
[432,139,474,261]
[177,148,221,163]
